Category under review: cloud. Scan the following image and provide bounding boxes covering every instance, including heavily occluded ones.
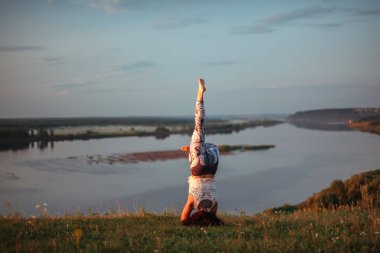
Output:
[50,82,92,90]
[352,8,380,16]
[233,26,276,35]
[264,6,338,25]
[43,60,157,96]
[41,56,64,64]
[71,0,129,14]
[116,60,157,72]
[236,6,339,35]
[203,59,242,66]
[305,21,349,29]
[0,45,45,52]
[45,81,93,96]
[152,17,206,29]
[71,0,175,13]
[78,85,162,94]
[71,0,241,14]
[235,6,380,35]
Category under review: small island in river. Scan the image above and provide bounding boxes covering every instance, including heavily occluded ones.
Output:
[87,144,276,164]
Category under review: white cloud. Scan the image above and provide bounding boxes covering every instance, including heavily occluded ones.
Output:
[41,56,65,64]
[234,6,380,35]
[70,0,244,14]
[152,17,206,29]
[235,6,339,35]
[115,60,157,72]
[45,80,94,96]
[0,45,45,52]
[71,0,128,14]
[203,59,243,66]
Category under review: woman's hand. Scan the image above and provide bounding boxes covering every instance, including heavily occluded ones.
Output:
[181,145,190,151]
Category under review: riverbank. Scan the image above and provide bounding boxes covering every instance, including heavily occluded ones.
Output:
[1,206,378,252]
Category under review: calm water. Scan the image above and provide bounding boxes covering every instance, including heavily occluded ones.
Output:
[0,123,379,216]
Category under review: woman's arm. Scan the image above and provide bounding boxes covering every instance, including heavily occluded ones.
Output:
[180,194,195,224]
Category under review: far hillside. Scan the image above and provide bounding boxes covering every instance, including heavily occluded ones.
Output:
[287,108,380,131]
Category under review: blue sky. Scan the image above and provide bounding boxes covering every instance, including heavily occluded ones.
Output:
[0,0,379,117]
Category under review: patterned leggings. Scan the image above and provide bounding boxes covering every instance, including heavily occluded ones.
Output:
[189,101,219,175]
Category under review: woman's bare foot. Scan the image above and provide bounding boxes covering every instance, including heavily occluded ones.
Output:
[198,79,206,93]
[197,78,206,102]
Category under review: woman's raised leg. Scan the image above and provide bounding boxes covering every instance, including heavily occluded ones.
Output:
[189,79,207,168]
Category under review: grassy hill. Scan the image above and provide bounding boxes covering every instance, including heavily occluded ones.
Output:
[268,170,380,214]
[1,206,379,252]
[1,170,379,252]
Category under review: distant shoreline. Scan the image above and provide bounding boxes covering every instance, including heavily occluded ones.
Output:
[0,119,283,141]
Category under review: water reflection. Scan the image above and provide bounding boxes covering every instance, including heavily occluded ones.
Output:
[25,157,122,175]
[288,121,352,131]
[0,140,55,152]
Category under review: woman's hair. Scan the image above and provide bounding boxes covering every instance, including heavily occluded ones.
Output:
[182,210,224,226]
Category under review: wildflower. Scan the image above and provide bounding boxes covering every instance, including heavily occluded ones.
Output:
[200,227,208,235]
[315,233,319,238]
[72,228,84,249]
[28,216,36,224]
[35,204,41,209]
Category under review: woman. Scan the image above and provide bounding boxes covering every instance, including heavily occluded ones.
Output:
[180,79,222,226]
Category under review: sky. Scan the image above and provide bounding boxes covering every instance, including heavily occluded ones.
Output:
[0,0,379,117]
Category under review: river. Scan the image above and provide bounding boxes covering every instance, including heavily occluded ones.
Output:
[0,123,379,216]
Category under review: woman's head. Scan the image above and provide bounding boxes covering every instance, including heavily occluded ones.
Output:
[197,199,213,210]
[182,210,223,227]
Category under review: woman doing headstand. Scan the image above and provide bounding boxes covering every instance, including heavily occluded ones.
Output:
[180,79,221,225]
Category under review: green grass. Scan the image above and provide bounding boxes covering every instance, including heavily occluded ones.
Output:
[1,206,379,253]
